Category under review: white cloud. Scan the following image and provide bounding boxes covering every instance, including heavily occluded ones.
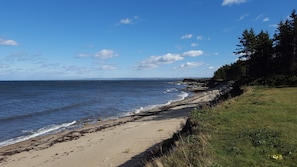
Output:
[0,38,18,46]
[120,18,133,24]
[238,13,249,21]
[137,50,204,70]
[177,62,204,69]
[182,50,204,57]
[196,36,203,40]
[94,49,119,59]
[181,34,193,39]
[99,65,117,70]
[137,53,183,70]
[254,14,264,21]
[149,53,183,64]
[269,24,278,28]
[263,17,270,22]
[222,0,247,6]
[118,16,140,25]
[191,43,199,47]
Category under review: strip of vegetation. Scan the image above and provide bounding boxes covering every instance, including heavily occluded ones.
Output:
[147,86,297,166]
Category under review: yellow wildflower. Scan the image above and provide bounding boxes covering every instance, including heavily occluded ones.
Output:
[272,154,283,160]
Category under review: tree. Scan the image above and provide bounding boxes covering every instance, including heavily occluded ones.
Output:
[234,28,257,60]
[274,10,297,74]
[213,9,297,85]
[234,28,257,77]
[214,65,230,80]
[213,61,246,81]
[289,9,297,62]
[249,31,273,77]
[289,10,297,74]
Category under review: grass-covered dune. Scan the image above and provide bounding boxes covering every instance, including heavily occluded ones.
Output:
[147,86,297,166]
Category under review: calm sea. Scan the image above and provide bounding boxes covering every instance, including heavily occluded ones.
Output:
[0,79,188,147]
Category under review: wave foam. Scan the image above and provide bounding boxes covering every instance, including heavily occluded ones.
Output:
[0,121,77,147]
[164,88,178,93]
[122,91,189,117]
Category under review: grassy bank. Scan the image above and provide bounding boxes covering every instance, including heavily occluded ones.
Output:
[147,86,297,166]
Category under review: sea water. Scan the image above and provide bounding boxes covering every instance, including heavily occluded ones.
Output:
[0,79,188,147]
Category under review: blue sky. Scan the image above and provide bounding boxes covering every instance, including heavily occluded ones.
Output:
[0,0,295,80]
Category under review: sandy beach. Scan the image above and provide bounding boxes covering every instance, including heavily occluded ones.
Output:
[0,83,230,167]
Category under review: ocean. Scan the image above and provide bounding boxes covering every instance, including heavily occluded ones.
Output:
[0,79,188,147]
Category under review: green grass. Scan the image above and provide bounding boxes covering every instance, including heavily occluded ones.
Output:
[147,87,297,167]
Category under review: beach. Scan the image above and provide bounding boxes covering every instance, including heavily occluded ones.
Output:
[0,82,231,167]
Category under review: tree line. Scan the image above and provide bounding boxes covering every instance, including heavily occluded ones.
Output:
[213,9,297,86]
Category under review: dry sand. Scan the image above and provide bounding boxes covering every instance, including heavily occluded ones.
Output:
[0,85,228,167]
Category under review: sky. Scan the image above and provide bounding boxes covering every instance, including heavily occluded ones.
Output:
[0,0,295,80]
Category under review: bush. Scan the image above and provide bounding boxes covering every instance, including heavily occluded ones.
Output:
[250,75,297,87]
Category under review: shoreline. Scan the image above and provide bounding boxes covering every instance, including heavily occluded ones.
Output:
[0,81,232,166]
[0,93,191,157]
[0,84,191,149]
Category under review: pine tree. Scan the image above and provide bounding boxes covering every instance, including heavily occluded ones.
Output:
[234,28,257,77]
[234,28,257,60]
[250,31,273,77]
[274,10,297,74]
